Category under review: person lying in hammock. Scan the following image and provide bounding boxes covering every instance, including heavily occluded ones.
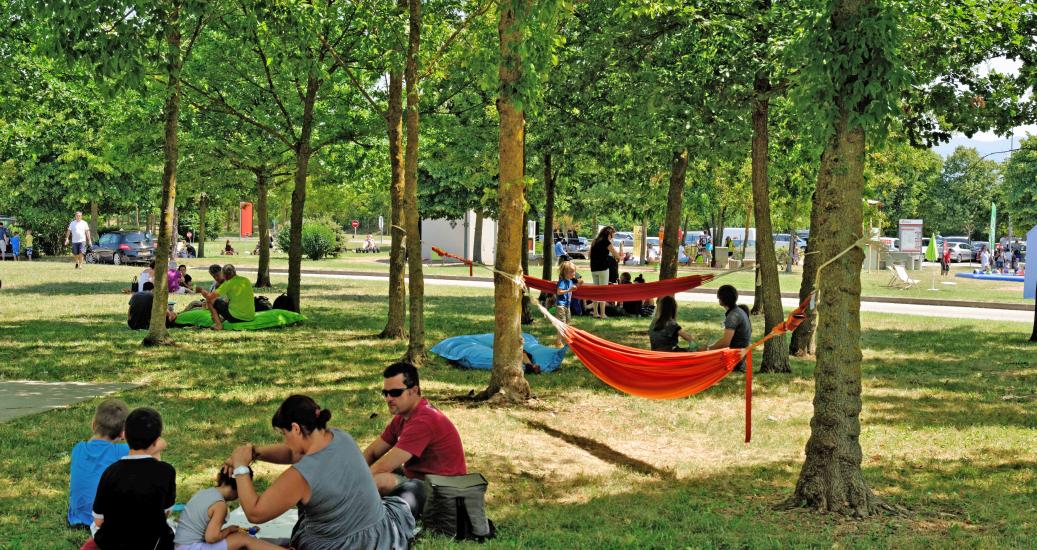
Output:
[648,296,696,351]
[699,284,752,372]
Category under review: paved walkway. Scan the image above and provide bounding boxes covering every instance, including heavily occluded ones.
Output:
[0,381,138,423]
[239,268,1034,324]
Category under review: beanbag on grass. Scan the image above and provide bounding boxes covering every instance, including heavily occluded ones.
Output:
[430,333,567,373]
[172,308,306,330]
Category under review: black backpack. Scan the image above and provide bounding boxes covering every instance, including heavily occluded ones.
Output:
[423,473,495,542]
[272,293,295,312]
[254,296,272,312]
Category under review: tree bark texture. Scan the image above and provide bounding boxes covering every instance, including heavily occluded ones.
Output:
[481,0,531,402]
[473,211,484,264]
[790,180,828,356]
[197,194,207,258]
[402,0,425,363]
[659,148,688,281]
[750,26,790,373]
[143,4,181,347]
[286,76,319,313]
[788,107,878,515]
[541,153,555,280]
[90,201,99,238]
[255,170,272,288]
[380,70,407,339]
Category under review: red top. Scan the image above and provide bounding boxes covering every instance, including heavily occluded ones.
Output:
[380,399,467,479]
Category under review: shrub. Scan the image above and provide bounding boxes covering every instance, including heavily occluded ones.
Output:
[276,218,343,261]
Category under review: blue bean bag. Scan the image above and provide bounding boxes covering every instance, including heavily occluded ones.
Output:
[430,333,567,373]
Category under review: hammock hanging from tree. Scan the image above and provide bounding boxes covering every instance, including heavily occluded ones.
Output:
[522,273,715,301]
[536,294,814,443]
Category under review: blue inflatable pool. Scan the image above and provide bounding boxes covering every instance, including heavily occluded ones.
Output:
[430,333,568,373]
[955,272,1025,283]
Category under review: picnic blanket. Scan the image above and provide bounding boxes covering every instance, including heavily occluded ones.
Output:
[173,308,306,330]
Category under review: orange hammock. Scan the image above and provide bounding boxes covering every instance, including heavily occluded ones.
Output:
[540,295,813,443]
[523,273,715,301]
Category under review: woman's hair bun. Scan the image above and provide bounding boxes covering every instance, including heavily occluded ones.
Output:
[317,408,332,424]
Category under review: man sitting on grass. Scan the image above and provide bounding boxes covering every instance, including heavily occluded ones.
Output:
[198,264,254,330]
[127,282,177,330]
[363,362,467,495]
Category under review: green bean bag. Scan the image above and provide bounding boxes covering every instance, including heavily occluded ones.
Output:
[172,308,306,330]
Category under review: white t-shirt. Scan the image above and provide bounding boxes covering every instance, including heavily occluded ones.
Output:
[68,220,90,243]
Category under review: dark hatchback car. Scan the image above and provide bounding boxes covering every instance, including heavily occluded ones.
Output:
[86,231,155,265]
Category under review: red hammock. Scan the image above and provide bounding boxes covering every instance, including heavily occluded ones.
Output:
[523,273,715,301]
[542,294,813,443]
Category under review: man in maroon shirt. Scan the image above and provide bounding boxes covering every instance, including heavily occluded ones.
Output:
[364,362,468,495]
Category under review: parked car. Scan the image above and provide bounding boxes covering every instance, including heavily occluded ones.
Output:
[613,232,634,247]
[86,231,155,265]
[947,242,973,262]
[772,233,807,250]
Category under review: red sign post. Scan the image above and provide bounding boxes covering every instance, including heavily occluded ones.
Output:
[351,219,359,238]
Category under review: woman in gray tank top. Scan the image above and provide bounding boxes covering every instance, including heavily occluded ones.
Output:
[223,395,415,550]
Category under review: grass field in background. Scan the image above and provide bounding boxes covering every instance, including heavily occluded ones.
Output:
[0,262,1035,548]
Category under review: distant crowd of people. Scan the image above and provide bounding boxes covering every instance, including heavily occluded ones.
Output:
[126,262,258,331]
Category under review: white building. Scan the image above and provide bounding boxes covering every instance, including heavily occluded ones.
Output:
[420,211,497,264]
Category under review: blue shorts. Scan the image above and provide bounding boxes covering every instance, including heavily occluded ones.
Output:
[25,247,32,256]
[72,242,86,255]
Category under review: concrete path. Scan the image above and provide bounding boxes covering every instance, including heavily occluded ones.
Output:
[0,381,139,423]
[256,270,1033,324]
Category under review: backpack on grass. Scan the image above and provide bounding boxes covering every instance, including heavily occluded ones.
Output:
[254,295,273,312]
[272,293,295,312]
[423,473,495,542]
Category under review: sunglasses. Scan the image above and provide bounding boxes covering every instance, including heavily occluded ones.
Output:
[381,386,412,398]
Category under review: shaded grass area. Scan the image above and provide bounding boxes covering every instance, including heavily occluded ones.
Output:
[0,262,1035,548]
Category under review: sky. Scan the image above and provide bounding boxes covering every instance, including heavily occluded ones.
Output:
[930,57,1035,162]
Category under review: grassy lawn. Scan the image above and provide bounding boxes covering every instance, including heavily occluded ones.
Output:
[1,262,1035,548]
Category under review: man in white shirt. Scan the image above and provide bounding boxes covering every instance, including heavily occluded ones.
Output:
[64,211,92,269]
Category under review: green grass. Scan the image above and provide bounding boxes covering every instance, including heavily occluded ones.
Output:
[0,262,1035,548]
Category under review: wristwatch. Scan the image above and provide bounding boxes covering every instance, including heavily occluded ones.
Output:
[232,465,251,478]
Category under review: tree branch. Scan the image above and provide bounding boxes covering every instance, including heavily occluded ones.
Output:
[182,78,295,149]
[418,0,495,82]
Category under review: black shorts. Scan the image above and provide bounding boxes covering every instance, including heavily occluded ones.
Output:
[212,298,244,323]
[71,242,86,255]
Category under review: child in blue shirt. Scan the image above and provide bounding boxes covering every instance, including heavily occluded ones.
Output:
[555,261,577,345]
[68,399,130,527]
[10,232,20,261]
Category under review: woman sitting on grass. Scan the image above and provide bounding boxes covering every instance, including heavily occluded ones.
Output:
[223,395,415,550]
[648,296,696,351]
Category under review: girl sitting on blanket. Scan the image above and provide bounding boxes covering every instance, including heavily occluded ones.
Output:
[173,468,281,550]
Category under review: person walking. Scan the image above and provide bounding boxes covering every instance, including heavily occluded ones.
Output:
[65,211,92,269]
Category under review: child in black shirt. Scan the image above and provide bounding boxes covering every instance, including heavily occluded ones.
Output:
[87,407,176,550]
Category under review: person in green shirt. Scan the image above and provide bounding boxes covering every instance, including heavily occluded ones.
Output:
[197,264,255,330]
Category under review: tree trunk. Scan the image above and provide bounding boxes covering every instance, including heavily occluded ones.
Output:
[286,76,319,313]
[750,12,789,373]
[473,210,484,264]
[135,204,140,229]
[741,202,752,262]
[90,201,99,238]
[640,216,648,265]
[143,2,181,347]
[402,0,425,364]
[255,170,272,288]
[197,194,207,258]
[480,0,531,403]
[787,104,878,514]
[541,153,555,280]
[790,187,827,356]
[520,210,533,325]
[659,148,688,280]
[379,69,407,339]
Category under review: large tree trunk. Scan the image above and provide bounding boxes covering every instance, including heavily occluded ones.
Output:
[255,170,272,288]
[750,6,789,374]
[402,0,425,363]
[659,148,688,280]
[473,211,484,264]
[286,76,319,313]
[143,3,181,347]
[787,104,877,514]
[480,0,531,402]
[197,194,207,258]
[541,153,555,280]
[379,69,407,339]
[90,201,99,238]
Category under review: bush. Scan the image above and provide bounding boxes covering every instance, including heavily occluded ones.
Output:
[276,218,343,261]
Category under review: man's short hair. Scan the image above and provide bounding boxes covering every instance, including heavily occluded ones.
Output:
[222,264,236,278]
[142,281,154,291]
[75,211,82,216]
[382,362,419,388]
[124,407,163,450]
[93,399,129,440]
[208,264,223,277]
[177,264,187,270]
